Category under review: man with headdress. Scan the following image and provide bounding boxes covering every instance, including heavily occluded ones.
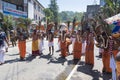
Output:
[60,30,67,58]
[73,30,82,60]
[17,29,27,60]
[10,30,16,47]
[85,29,94,66]
[32,29,39,56]
[81,32,87,55]
[48,30,54,55]
[101,33,112,73]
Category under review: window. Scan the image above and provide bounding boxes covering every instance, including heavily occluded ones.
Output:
[3,2,16,9]
[34,2,36,9]
[17,6,23,11]
[39,17,40,20]
[36,15,37,20]
[28,0,31,2]
[34,14,36,20]
[38,6,40,12]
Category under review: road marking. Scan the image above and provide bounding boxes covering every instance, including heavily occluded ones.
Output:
[65,56,84,80]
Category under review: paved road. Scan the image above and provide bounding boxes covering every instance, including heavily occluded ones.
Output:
[69,46,112,80]
[0,38,112,80]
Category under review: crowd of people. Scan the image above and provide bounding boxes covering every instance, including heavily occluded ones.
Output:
[0,25,120,80]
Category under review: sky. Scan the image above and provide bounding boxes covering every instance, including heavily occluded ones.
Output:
[39,0,100,12]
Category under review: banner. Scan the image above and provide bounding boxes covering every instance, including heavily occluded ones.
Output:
[3,7,27,18]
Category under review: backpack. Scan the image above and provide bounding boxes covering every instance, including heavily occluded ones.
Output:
[0,33,5,46]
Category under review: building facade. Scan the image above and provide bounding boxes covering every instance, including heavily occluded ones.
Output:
[0,0,27,18]
[0,0,45,20]
[100,0,105,7]
[86,5,100,19]
[28,0,45,22]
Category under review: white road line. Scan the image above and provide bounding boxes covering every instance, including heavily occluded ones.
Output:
[65,56,84,80]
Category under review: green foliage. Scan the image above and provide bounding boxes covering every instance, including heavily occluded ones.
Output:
[49,0,59,23]
[44,8,54,22]
[2,15,14,31]
[104,0,120,15]
[59,11,83,22]
[17,17,32,29]
[0,12,3,22]
[0,12,3,28]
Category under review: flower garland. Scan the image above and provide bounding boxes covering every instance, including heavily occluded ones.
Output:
[109,37,113,55]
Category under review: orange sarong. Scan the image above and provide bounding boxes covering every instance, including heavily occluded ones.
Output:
[116,61,120,79]
[102,50,112,73]
[18,41,26,58]
[32,40,39,56]
[85,42,94,65]
[60,41,67,57]
[73,41,82,60]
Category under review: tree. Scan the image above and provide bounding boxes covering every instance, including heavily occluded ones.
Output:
[2,16,14,33]
[17,17,32,37]
[49,0,59,30]
[104,0,120,15]
[0,12,3,28]
[17,17,32,30]
[72,17,76,32]
[44,8,54,23]
[59,11,83,22]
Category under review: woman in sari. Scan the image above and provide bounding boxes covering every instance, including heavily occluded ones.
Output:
[32,30,39,56]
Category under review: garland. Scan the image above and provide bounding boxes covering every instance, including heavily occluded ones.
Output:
[109,37,113,55]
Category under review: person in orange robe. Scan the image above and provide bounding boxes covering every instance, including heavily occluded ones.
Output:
[85,31,94,66]
[60,31,67,58]
[102,49,112,73]
[116,51,120,80]
[73,30,82,60]
[17,30,27,61]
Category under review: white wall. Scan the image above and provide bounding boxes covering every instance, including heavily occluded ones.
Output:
[28,2,34,19]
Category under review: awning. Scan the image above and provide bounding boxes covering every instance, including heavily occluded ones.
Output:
[105,13,120,24]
